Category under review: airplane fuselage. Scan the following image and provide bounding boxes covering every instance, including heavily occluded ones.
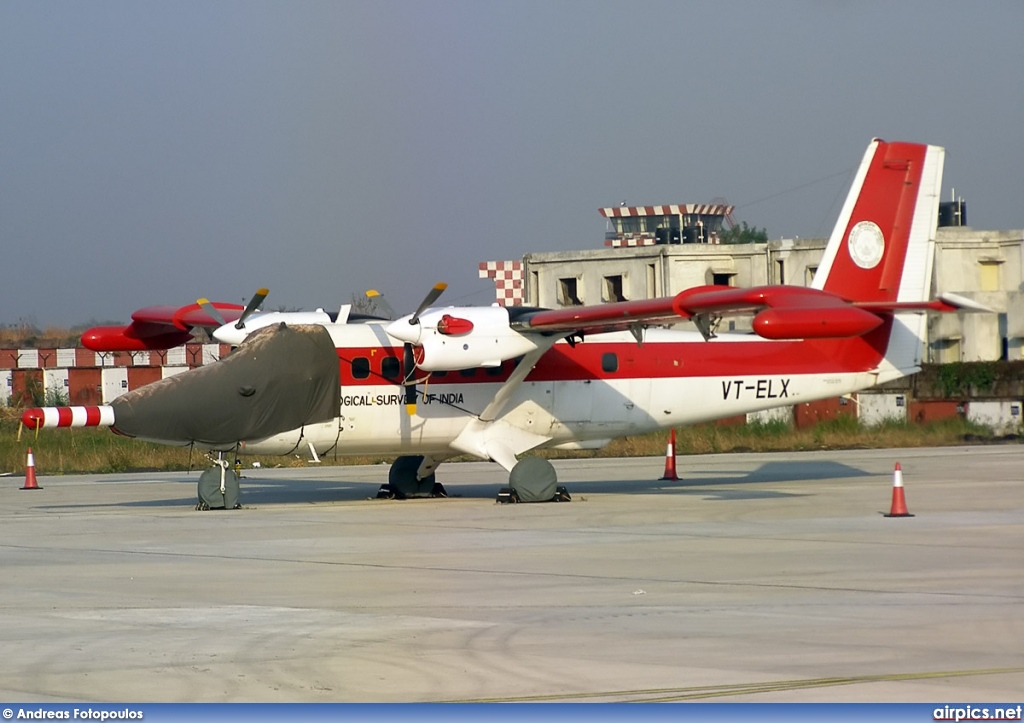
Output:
[223,320,900,460]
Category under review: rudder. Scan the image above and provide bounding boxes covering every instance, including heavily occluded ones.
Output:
[812,139,944,306]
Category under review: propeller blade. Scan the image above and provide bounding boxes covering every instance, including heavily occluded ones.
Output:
[235,288,269,329]
[365,289,396,320]
[196,298,227,327]
[403,342,417,415]
[410,283,448,326]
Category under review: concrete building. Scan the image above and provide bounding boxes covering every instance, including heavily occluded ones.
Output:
[481,205,1024,362]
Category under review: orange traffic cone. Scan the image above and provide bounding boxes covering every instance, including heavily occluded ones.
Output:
[883,462,912,517]
[20,447,41,490]
[659,429,680,481]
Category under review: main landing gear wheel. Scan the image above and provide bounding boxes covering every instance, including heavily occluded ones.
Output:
[377,455,447,500]
[496,457,570,503]
[195,462,242,511]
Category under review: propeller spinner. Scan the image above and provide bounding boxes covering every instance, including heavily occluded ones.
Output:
[386,283,448,345]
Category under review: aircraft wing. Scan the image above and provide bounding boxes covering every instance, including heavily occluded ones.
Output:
[511,297,683,335]
[515,285,989,341]
[81,302,246,352]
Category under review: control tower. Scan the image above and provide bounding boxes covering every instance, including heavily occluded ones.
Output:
[600,203,734,247]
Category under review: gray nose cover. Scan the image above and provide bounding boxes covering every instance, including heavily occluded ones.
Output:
[110,323,340,446]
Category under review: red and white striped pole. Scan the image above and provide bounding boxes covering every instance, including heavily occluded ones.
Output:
[21,406,115,431]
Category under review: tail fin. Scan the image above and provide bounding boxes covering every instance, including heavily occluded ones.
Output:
[812,139,944,304]
[812,139,944,376]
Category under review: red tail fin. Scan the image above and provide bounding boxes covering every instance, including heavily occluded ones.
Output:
[813,140,944,305]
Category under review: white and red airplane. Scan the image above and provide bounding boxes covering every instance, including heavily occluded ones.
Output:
[22,139,987,499]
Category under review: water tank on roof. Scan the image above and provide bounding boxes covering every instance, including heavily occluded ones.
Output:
[655,227,681,245]
[938,199,967,227]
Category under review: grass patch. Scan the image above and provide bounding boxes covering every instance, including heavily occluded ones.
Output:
[0,405,1015,476]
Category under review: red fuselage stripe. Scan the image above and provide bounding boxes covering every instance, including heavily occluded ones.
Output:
[334,324,890,387]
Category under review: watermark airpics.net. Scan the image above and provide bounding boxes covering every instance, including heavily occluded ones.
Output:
[934,705,1023,721]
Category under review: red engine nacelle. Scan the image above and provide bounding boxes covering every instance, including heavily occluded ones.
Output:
[80,325,195,352]
[752,306,883,340]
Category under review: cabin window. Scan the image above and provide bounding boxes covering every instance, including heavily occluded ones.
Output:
[601,352,618,373]
[602,275,626,303]
[558,277,583,306]
[459,368,477,378]
[351,357,370,379]
[381,356,400,379]
[485,363,504,377]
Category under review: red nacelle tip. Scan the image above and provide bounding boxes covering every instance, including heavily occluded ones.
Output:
[436,314,474,336]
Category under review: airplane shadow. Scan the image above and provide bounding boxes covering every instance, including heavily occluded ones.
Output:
[35,459,872,510]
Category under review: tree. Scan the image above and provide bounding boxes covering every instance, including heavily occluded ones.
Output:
[719,221,768,245]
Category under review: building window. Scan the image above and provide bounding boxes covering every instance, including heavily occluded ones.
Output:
[935,338,962,364]
[558,277,583,306]
[805,266,818,285]
[979,260,1002,292]
[777,259,785,284]
[614,217,641,235]
[381,356,400,379]
[712,272,735,287]
[602,275,626,303]
[351,358,370,379]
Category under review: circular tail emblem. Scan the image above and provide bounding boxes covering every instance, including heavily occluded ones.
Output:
[847,221,885,269]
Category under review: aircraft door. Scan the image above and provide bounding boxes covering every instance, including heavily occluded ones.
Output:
[550,379,593,428]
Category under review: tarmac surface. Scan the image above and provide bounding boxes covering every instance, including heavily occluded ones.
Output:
[0,445,1022,703]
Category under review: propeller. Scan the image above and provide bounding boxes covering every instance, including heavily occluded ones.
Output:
[410,283,448,325]
[235,288,269,330]
[379,282,448,416]
[364,289,396,320]
[197,288,268,333]
[403,342,418,415]
[196,298,227,327]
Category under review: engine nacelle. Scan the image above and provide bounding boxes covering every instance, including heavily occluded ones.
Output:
[399,306,544,371]
[752,306,883,339]
[81,325,195,352]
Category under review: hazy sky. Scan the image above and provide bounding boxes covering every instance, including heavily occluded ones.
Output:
[2,1,1022,327]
